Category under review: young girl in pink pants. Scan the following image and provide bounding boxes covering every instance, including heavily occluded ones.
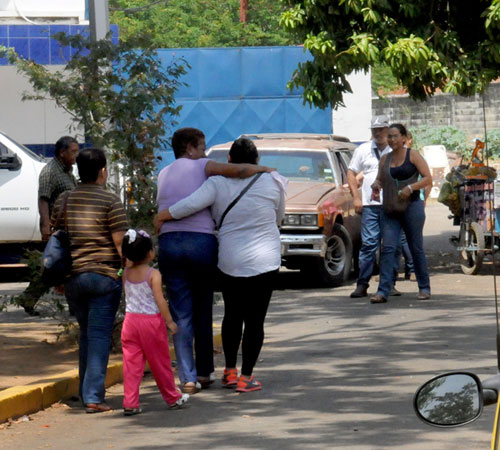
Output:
[121,229,189,416]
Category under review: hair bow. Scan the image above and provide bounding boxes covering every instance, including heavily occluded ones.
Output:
[125,229,137,243]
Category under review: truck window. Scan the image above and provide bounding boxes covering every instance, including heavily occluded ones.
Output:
[0,132,45,163]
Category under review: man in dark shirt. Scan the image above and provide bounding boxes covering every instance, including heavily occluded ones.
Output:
[38,136,79,240]
[19,136,79,315]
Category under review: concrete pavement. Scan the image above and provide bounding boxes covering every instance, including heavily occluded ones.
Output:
[0,282,222,423]
[1,266,498,449]
[1,202,500,448]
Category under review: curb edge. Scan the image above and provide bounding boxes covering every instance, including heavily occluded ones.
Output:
[0,332,222,423]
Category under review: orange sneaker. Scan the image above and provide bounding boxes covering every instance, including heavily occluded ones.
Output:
[221,368,238,388]
[235,375,262,392]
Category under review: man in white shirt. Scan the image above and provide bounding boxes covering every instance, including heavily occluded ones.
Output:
[347,115,395,298]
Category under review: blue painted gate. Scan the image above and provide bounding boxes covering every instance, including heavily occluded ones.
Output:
[158,46,332,167]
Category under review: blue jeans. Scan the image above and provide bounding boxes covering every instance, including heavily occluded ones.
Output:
[377,200,431,298]
[65,273,122,404]
[357,206,383,287]
[394,231,415,281]
[158,232,217,384]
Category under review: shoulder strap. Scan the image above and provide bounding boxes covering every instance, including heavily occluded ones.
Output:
[145,267,154,284]
[384,152,392,172]
[217,172,264,230]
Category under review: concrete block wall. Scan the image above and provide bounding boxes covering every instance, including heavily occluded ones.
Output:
[372,84,500,139]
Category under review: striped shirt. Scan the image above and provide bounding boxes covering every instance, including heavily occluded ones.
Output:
[51,183,128,280]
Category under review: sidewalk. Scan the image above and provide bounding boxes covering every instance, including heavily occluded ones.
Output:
[0,283,222,423]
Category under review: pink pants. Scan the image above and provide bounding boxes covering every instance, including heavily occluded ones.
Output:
[121,313,181,408]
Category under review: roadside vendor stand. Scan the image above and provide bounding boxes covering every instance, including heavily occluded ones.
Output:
[440,140,499,274]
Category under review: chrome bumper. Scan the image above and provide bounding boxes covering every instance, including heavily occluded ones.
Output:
[280,234,326,257]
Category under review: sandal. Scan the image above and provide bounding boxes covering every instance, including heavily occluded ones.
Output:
[370,294,387,304]
[85,402,112,413]
[181,381,201,394]
[123,407,142,416]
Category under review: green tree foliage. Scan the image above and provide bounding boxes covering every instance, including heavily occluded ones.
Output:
[280,1,500,109]
[110,0,293,47]
[0,33,186,228]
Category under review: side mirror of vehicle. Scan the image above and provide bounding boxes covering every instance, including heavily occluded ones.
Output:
[414,372,483,427]
[0,150,22,171]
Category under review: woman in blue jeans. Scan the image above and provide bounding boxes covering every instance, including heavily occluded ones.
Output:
[155,128,270,393]
[370,124,432,303]
[52,148,128,412]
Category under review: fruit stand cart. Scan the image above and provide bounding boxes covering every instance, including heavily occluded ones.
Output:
[443,140,499,274]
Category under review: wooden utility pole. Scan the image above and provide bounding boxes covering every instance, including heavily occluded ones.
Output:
[240,0,248,23]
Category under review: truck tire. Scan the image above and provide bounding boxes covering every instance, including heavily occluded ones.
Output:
[303,223,353,286]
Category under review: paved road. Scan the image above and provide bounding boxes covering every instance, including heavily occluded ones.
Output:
[1,202,499,449]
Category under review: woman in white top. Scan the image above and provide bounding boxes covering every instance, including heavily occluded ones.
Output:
[154,138,287,393]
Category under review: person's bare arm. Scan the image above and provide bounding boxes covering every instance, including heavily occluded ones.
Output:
[111,231,126,258]
[154,209,173,233]
[355,171,364,188]
[151,270,177,333]
[347,169,363,214]
[205,160,273,178]
[399,151,433,200]
[38,198,51,241]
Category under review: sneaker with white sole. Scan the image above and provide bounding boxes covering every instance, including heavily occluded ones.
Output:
[198,372,217,389]
[168,393,190,409]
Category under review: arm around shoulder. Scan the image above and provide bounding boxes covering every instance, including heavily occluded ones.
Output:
[205,160,273,178]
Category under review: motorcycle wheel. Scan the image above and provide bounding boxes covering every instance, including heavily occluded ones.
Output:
[459,221,484,275]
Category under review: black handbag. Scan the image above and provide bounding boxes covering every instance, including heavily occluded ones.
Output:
[41,192,72,286]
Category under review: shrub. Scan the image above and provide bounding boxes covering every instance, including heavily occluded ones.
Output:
[412,125,469,155]
[484,129,500,159]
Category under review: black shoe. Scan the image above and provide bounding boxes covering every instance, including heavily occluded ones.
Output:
[389,287,402,296]
[350,285,368,298]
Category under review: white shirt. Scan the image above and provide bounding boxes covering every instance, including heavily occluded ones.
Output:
[169,172,287,277]
[348,140,391,206]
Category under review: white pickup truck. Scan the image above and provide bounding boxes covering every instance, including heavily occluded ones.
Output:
[0,130,46,262]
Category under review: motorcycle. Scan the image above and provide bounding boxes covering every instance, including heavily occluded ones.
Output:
[414,370,500,448]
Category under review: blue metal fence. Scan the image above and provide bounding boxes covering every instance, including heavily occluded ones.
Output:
[158,47,332,168]
[0,32,332,161]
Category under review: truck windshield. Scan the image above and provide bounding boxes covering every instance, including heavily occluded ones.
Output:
[208,149,334,182]
[0,132,46,162]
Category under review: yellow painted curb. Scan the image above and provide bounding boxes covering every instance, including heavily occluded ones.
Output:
[0,332,222,423]
[0,386,42,424]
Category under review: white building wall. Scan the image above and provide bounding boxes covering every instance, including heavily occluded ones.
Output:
[0,0,86,23]
[0,66,79,145]
[332,70,372,143]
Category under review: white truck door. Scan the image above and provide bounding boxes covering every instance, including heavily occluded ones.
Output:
[0,133,45,243]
